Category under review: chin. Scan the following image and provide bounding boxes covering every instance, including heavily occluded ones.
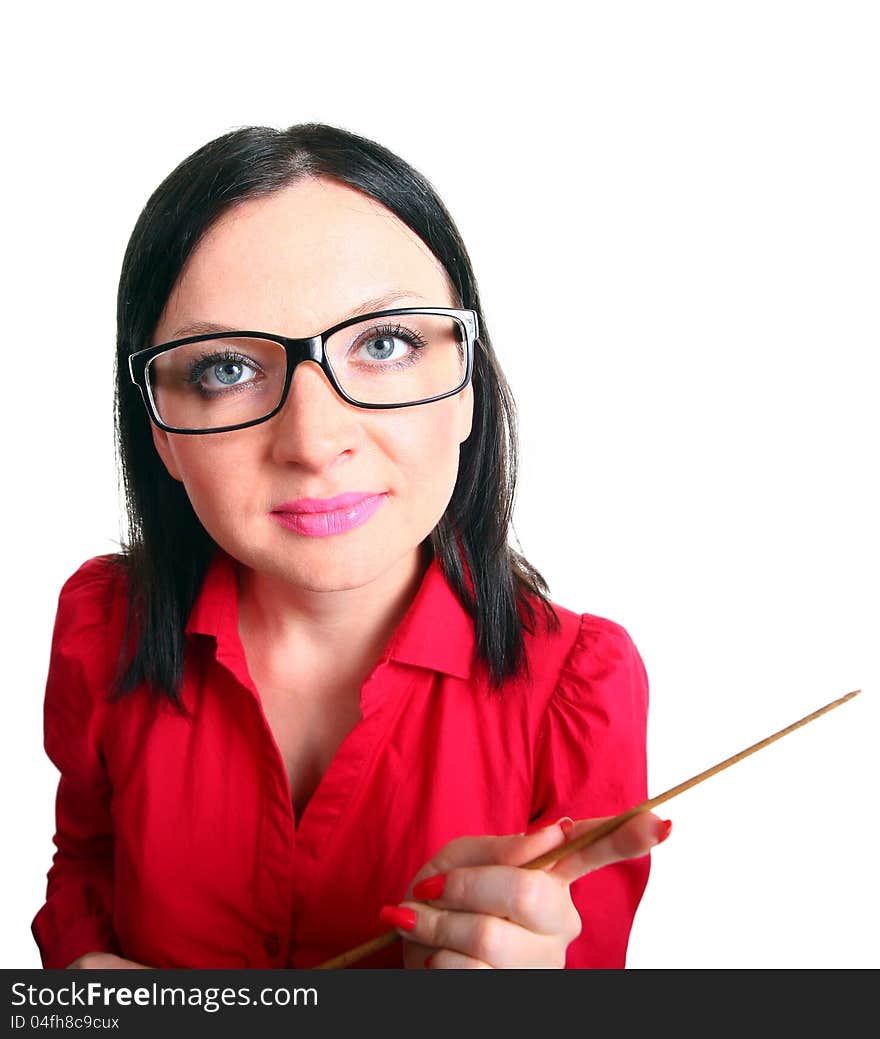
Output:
[287,561,381,593]
[250,541,399,592]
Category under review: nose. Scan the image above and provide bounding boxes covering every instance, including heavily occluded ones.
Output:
[267,358,361,469]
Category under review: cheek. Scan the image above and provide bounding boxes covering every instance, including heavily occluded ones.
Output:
[385,406,463,498]
[168,441,255,521]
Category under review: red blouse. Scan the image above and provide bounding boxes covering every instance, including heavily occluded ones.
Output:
[32,546,650,970]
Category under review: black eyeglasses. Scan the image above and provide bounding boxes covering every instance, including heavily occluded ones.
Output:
[128,306,478,435]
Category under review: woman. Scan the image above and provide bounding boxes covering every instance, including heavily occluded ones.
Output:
[32,122,670,970]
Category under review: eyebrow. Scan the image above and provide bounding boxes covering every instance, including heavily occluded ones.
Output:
[167,290,431,341]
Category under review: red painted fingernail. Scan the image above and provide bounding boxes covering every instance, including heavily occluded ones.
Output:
[412,874,446,900]
[656,819,673,844]
[424,953,436,969]
[380,904,417,931]
[557,816,574,838]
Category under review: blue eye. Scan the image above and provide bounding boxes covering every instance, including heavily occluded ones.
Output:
[362,335,407,361]
[213,361,247,385]
[186,351,262,394]
[352,323,429,368]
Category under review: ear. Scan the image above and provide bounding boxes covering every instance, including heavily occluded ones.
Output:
[150,423,183,482]
[457,382,474,445]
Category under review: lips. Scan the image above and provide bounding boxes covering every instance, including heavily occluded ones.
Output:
[270,491,388,538]
[272,491,382,514]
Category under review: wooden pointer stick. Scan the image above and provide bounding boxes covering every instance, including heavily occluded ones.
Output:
[314,688,863,970]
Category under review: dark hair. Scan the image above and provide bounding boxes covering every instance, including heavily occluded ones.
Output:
[111,121,559,714]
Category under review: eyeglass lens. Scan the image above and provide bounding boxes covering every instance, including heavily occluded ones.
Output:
[146,313,467,430]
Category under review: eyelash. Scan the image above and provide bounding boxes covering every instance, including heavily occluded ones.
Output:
[368,323,428,346]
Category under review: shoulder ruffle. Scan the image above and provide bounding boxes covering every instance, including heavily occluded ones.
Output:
[555,612,648,711]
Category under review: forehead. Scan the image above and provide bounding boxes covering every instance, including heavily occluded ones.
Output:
[156,177,455,340]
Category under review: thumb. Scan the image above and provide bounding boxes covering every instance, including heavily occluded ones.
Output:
[402,817,574,898]
[545,812,672,886]
[502,816,574,869]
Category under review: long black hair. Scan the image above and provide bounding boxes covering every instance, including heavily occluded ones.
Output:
[111,121,559,714]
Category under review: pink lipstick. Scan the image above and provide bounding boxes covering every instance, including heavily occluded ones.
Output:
[270,491,387,537]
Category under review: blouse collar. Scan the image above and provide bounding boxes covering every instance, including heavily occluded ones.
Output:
[184,544,475,680]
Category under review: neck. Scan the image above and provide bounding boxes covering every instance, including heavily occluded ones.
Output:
[235,542,432,686]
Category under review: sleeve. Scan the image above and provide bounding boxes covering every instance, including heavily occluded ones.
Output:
[31,557,125,969]
[529,612,650,969]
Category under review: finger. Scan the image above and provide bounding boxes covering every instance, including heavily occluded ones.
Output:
[406,861,577,937]
[405,818,572,897]
[547,812,672,886]
[382,901,566,969]
[424,948,492,969]
[397,938,492,970]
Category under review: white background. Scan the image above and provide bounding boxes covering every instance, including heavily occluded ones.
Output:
[3,1,877,969]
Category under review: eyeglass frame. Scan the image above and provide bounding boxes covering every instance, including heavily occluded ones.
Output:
[128,306,479,435]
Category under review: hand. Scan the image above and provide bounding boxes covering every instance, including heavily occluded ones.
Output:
[66,952,151,969]
[380,812,671,969]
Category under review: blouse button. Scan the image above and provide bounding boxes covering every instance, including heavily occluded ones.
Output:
[263,934,281,958]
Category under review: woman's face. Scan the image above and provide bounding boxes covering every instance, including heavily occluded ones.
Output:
[149,177,473,593]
